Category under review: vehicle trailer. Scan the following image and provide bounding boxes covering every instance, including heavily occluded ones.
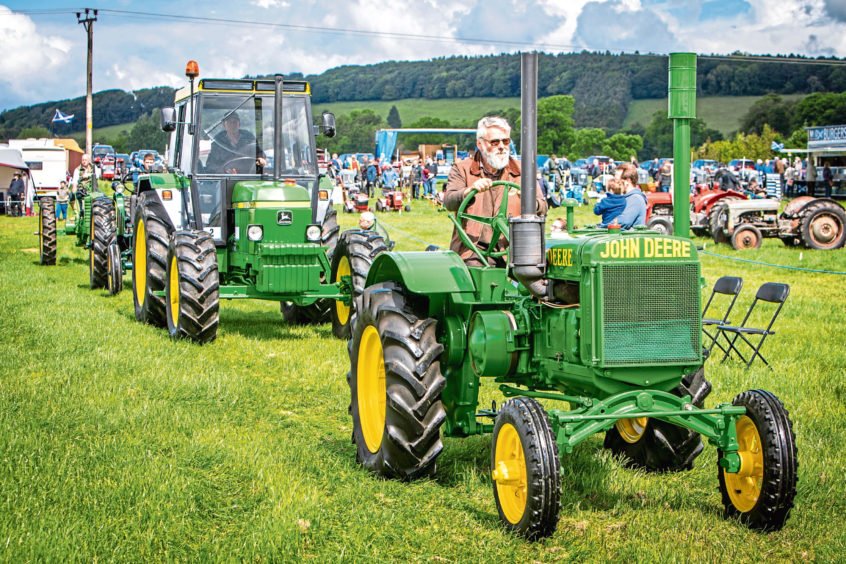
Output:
[132,61,385,342]
[346,53,797,539]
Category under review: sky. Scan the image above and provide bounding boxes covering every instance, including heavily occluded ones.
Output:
[1,0,846,112]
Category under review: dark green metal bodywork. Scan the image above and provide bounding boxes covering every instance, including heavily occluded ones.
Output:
[366,227,744,473]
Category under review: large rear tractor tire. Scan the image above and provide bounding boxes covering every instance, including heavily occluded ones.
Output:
[492,397,562,540]
[330,230,389,339]
[38,197,57,265]
[348,282,446,480]
[710,202,730,245]
[799,200,846,250]
[604,362,712,471]
[165,230,219,343]
[89,197,116,289]
[132,193,170,327]
[718,390,797,531]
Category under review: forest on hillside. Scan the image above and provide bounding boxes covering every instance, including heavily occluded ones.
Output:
[3,51,845,140]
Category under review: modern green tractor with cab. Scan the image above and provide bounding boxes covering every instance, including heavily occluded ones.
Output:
[346,53,797,539]
[131,61,385,343]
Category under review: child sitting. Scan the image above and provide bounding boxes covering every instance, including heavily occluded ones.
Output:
[593,177,627,227]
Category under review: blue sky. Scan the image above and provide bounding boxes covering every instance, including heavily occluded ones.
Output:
[1,0,844,111]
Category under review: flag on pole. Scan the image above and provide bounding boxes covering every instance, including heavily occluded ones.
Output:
[52,109,74,124]
[771,141,784,151]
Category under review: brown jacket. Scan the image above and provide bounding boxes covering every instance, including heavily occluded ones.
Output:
[443,151,547,263]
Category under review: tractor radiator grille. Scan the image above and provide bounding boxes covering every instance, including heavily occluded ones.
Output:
[600,263,700,366]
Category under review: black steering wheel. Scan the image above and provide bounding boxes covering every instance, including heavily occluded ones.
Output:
[220,142,262,174]
[449,180,520,263]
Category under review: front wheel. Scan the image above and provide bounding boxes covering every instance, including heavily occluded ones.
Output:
[132,193,170,326]
[604,363,712,471]
[492,397,561,540]
[330,230,389,339]
[348,282,446,480]
[646,216,673,235]
[165,230,220,343]
[731,224,762,250]
[90,197,116,289]
[718,390,797,531]
[107,242,123,295]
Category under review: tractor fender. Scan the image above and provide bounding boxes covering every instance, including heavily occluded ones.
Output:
[782,196,839,217]
[135,186,182,233]
[366,251,476,295]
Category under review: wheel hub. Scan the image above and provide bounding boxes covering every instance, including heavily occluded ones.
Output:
[616,417,648,443]
[335,255,351,325]
[358,325,386,454]
[723,415,763,512]
[493,423,527,524]
[811,214,838,244]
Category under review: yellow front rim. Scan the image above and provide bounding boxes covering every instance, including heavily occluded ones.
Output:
[357,325,386,454]
[107,249,113,288]
[335,255,351,325]
[169,255,180,328]
[724,415,764,513]
[493,423,528,524]
[134,219,147,299]
[616,417,649,444]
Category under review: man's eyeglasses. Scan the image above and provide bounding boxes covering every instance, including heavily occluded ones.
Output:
[485,137,511,147]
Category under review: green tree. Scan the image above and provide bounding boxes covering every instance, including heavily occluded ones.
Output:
[601,133,643,161]
[640,111,723,160]
[322,109,385,154]
[519,95,575,155]
[568,128,606,161]
[19,126,50,138]
[387,105,402,128]
[127,110,168,153]
[739,94,796,135]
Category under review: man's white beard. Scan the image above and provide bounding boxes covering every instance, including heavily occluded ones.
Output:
[483,147,509,171]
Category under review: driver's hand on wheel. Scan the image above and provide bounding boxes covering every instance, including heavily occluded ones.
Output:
[257,157,267,168]
[464,178,492,198]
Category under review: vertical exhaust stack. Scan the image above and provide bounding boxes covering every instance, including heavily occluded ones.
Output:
[509,52,548,299]
[273,74,284,182]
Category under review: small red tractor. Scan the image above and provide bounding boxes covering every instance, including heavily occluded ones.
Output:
[375,188,411,212]
[643,189,748,236]
[341,170,370,213]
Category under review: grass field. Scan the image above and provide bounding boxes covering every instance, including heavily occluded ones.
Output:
[624,95,807,137]
[1,200,845,561]
[313,97,521,126]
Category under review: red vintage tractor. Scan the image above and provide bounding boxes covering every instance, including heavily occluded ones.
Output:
[643,189,748,236]
[375,188,411,212]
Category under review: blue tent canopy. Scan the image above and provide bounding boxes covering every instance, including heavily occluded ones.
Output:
[373,128,476,162]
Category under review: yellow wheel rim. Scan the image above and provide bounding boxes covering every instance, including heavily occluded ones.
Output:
[134,219,147,300]
[493,423,528,524]
[107,249,113,289]
[724,415,764,513]
[335,255,351,325]
[169,255,180,329]
[357,325,386,453]
[616,417,648,444]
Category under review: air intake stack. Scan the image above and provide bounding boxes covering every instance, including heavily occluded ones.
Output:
[509,52,547,299]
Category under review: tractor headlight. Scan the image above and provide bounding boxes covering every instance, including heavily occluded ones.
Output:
[247,225,263,241]
[306,225,321,242]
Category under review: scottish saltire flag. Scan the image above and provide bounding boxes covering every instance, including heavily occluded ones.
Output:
[52,109,74,124]
[771,141,784,151]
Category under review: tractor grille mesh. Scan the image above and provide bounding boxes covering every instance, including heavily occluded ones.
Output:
[601,263,700,365]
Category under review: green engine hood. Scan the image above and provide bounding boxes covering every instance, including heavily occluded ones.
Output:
[232,180,311,204]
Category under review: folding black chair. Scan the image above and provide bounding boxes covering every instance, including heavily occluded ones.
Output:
[716,282,790,368]
[702,276,743,355]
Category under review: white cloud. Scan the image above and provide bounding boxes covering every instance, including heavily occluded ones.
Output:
[251,0,291,8]
[0,7,73,106]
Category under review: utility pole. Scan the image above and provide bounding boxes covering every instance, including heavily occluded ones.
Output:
[77,9,97,154]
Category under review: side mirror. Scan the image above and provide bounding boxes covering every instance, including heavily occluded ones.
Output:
[161,107,177,133]
[321,111,336,138]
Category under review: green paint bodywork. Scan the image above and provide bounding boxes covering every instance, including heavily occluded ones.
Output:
[367,227,742,466]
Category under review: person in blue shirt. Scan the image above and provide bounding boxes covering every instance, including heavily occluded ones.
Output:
[365,159,379,197]
[593,177,627,227]
[381,165,399,191]
[613,162,647,230]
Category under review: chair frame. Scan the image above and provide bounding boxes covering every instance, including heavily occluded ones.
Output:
[702,276,743,356]
[716,282,790,368]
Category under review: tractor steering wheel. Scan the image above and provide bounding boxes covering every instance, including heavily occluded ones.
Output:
[450,180,520,264]
[220,143,263,174]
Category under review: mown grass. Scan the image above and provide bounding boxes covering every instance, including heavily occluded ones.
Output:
[624,95,806,137]
[1,199,845,561]
[313,97,521,127]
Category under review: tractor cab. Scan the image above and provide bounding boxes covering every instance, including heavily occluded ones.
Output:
[162,70,335,249]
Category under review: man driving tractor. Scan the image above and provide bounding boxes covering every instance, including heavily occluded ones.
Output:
[443,116,547,266]
[205,112,267,174]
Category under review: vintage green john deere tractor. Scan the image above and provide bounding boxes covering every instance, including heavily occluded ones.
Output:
[37,181,127,295]
[131,61,385,343]
[346,53,797,539]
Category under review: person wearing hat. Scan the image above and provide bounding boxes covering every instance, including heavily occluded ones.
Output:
[8,172,25,217]
[358,211,393,249]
